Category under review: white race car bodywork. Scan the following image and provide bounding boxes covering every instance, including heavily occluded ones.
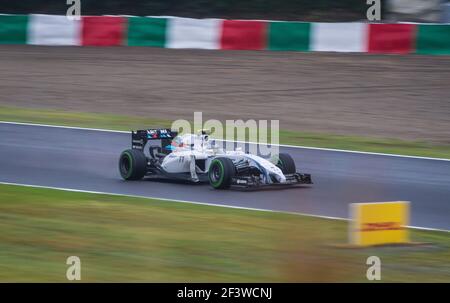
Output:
[120,128,312,189]
[160,133,286,183]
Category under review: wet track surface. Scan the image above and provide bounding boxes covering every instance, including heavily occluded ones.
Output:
[0,123,449,229]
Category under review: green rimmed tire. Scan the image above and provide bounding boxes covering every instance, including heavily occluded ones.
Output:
[119,149,147,180]
[275,153,296,174]
[208,157,235,189]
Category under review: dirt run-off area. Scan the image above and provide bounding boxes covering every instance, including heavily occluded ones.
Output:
[0,45,449,143]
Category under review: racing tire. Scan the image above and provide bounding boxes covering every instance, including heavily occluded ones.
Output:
[276,153,296,174]
[119,149,147,180]
[208,157,235,189]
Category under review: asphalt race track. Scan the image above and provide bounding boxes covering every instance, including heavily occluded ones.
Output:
[0,122,449,230]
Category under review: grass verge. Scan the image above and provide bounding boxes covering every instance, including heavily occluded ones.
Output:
[1,105,450,159]
[0,184,448,282]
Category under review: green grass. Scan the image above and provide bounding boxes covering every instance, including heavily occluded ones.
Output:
[1,105,450,159]
[0,105,171,131]
[0,184,448,282]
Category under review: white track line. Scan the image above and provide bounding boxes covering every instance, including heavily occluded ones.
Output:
[0,121,128,134]
[0,180,346,220]
[1,120,449,161]
[0,181,448,233]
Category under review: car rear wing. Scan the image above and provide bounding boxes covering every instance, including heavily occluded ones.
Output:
[131,129,178,151]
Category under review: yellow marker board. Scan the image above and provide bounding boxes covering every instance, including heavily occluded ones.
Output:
[350,201,410,246]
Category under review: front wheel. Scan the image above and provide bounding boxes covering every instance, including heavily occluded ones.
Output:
[275,153,296,174]
[208,157,235,189]
[119,149,147,180]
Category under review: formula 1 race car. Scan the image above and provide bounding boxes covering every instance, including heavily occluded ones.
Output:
[118,128,312,189]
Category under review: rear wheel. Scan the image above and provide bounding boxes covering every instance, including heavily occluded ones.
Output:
[276,153,296,174]
[208,157,235,189]
[119,149,147,180]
